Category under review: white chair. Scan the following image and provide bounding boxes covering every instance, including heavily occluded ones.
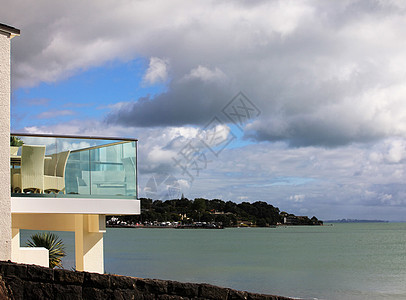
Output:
[44,150,70,194]
[12,145,45,193]
[44,153,58,176]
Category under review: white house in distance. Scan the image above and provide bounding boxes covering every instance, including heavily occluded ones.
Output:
[1,23,140,273]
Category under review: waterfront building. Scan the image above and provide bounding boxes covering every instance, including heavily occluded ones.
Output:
[1,23,140,273]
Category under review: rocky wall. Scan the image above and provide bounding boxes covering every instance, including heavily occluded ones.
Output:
[0,261,292,300]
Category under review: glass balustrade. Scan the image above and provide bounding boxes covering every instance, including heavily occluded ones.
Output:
[10,133,137,199]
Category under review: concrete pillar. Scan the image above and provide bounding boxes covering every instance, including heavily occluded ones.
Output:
[75,214,105,273]
[0,24,19,261]
[10,228,20,262]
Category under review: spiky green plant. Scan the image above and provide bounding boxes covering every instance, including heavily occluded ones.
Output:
[26,232,66,269]
[10,136,24,147]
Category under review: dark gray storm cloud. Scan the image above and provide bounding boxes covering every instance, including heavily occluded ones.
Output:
[106,77,233,127]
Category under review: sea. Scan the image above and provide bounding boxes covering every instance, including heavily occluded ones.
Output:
[20,222,406,300]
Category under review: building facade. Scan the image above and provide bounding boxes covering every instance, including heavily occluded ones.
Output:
[0,23,20,261]
[2,23,140,273]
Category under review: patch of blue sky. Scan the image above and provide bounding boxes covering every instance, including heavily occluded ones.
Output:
[11,58,167,130]
[224,172,245,177]
[247,177,316,188]
[226,123,257,149]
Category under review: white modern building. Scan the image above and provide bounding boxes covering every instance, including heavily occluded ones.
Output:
[1,23,140,273]
[0,23,20,263]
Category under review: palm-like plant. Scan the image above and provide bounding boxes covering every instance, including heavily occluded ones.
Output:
[10,136,24,146]
[26,232,66,269]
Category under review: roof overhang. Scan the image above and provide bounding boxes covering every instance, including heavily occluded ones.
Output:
[0,23,20,38]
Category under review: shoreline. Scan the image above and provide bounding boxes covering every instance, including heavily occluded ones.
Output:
[106,224,324,229]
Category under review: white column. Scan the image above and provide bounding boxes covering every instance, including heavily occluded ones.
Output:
[75,214,105,273]
[0,31,11,260]
[10,228,20,262]
[0,24,19,261]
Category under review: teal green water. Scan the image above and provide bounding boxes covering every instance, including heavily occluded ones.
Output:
[21,223,406,300]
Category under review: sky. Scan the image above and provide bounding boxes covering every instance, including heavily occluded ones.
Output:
[2,0,406,221]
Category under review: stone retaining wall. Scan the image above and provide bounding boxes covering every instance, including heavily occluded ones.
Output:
[0,261,293,300]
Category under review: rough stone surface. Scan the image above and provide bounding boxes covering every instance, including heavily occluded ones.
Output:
[167,281,199,298]
[27,264,54,282]
[0,31,11,262]
[200,283,229,300]
[83,271,110,290]
[0,275,11,300]
[54,268,84,285]
[0,261,293,299]
[53,284,82,300]
[110,274,136,290]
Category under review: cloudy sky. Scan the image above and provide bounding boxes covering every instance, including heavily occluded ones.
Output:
[3,0,406,220]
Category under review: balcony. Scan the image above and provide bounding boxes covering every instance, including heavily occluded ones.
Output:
[10,133,140,215]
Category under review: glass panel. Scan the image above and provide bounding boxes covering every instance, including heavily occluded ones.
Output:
[10,134,137,199]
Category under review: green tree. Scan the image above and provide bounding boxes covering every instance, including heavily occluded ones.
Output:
[192,198,206,213]
[256,218,268,227]
[140,198,153,210]
[26,232,66,268]
[201,211,214,222]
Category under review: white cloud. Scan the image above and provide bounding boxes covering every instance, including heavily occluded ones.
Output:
[289,194,305,203]
[177,179,190,190]
[183,65,227,82]
[37,110,75,119]
[143,57,169,85]
[385,139,406,163]
[147,146,177,166]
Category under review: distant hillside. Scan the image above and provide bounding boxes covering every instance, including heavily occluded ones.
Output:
[325,219,388,223]
[107,197,323,227]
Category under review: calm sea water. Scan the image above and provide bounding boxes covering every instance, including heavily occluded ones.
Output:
[21,223,406,300]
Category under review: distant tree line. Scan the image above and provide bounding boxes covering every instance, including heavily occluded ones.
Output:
[108,197,323,227]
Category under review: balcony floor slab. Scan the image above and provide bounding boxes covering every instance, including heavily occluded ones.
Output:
[11,196,140,215]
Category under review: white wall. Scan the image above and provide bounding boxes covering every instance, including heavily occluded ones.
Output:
[0,31,11,260]
[18,248,49,268]
[11,229,49,268]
